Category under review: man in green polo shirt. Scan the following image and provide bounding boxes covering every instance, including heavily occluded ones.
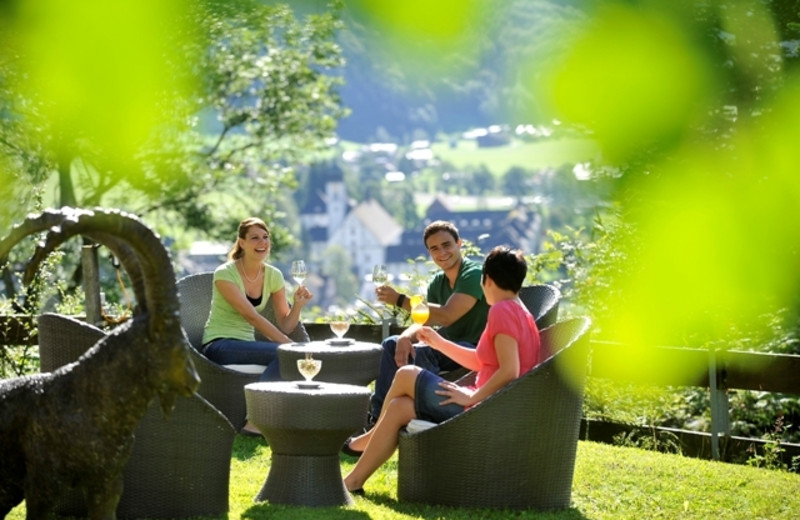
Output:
[368,220,490,424]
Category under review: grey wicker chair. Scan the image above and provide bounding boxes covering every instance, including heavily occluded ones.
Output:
[520,283,561,329]
[37,313,235,519]
[397,316,591,510]
[38,313,107,372]
[176,271,309,430]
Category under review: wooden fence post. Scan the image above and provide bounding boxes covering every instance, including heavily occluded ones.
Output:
[82,244,102,326]
[709,348,731,460]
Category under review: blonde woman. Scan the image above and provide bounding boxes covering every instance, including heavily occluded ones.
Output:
[202,217,312,382]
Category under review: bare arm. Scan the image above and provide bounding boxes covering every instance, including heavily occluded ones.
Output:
[215,280,292,343]
[416,326,482,371]
[425,291,478,327]
[269,284,312,334]
[436,333,520,408]
[378,286,477,328]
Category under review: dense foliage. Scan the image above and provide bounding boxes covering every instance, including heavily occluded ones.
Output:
[0,0,347,309]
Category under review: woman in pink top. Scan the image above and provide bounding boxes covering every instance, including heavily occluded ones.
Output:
[344,246,541,494]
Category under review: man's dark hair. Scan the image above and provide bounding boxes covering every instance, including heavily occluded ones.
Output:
[423,220,460,247]
[482,246,527,292]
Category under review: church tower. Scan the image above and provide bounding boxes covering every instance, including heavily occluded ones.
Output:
[326,165,347,233]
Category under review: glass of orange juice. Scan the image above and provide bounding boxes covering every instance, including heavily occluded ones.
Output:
[410,299,430,325]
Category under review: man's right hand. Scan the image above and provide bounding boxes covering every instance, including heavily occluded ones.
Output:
[394,335,415,367]
[377,285,400,306]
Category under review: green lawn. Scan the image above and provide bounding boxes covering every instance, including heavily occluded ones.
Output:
[10,436,800,519]
[431,137,601,175]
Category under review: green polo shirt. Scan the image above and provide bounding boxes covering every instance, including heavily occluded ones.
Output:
[427,257,489,345]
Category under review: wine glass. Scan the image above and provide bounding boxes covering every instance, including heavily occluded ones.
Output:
[411,299,430,325]
[291,260,307,286]
[372,264,388,286]
[297,352,322,382]
[372,264,388,305]
[329,318,350,340]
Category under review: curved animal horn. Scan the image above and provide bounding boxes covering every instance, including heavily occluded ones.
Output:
[0,207,179,336]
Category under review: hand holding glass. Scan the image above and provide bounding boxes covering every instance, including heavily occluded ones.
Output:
[297,352,321,382]
[291,260,307,286]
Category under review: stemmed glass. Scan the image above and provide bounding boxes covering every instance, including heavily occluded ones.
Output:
[410,298,430,325]
[329,318,350,341]
[372,264,388,304]
[297,352,322,383]
[291,260,307,286]
[372,264,388,287]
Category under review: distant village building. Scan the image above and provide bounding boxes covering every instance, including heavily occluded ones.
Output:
[179,162,543,305]
[385,194,541,281]
[298,173,543,298]
[329,198,404,282]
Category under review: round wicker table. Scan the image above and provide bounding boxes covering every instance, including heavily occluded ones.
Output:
[277,340,382,386]
[244,381,370,506]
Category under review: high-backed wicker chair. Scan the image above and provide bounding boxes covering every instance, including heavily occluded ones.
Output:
[37,314,235,519]
[176,271,309,430]
[397,317,591,510]
[38,313,107,373]
[520,283,561,329]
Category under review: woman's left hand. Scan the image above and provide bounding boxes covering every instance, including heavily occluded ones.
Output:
[434,380,475,407]
[293,285,313,306]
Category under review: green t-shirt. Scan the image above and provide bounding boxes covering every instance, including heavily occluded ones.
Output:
[202,261,285,344]
[427,257,489,345]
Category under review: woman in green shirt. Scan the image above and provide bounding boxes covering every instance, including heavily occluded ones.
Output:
[201,217,313,381]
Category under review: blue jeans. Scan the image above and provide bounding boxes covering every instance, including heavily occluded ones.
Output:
[202,338,283,382]
[369,335,475,419]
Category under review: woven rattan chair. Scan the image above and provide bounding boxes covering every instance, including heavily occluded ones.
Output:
[176,272,309,430]
[397,317,591,510]
[519,283,561,329]
[38,313,106,372]
[116,393,234,519]
[38,314,235,519]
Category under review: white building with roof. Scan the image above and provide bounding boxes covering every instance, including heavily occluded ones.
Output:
[328,198,404,282]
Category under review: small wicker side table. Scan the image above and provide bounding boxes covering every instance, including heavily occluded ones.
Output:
[244,381,370,507]
[277,340,382,386]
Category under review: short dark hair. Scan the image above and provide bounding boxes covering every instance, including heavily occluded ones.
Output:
[423,220,460,248]
[482,246,527,292]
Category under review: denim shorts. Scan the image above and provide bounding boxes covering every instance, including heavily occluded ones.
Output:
[414,369,466,423]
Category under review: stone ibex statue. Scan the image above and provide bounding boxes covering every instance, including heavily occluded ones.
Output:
[0,208,200,520]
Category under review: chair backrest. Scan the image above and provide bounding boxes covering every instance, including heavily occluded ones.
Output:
[519,284,561,329]
[177,272,215,350]
[176,271,309,349]
[538,315,590,365]
[38,313,107,372]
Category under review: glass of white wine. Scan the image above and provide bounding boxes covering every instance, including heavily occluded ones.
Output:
[372,264,388,286]
[291,260,307,286]
[330,319,350,340]
[297,352,322,382]
[372,264,388,304]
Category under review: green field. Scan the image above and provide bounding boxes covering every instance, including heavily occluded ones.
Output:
[431,137,600,175]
